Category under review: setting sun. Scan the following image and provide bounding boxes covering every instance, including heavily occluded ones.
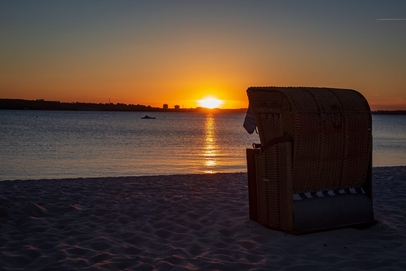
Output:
[198,97,224,109]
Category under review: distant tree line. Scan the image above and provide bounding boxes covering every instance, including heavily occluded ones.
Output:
[0,99,248,113]
[5,98,402,114]
[372,110,406,115]
[0,99,160,112]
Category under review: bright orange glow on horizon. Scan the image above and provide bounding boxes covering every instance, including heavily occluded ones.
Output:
[198,96,224,109]
[1,2,405,111]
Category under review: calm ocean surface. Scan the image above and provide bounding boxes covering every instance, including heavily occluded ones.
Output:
[1,110,405,181]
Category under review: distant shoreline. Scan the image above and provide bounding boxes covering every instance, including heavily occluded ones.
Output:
[1,98,405,114]
[372,110,406,115]
[0,98,247,113]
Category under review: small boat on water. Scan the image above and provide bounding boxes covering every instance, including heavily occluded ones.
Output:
[141,115,156,119]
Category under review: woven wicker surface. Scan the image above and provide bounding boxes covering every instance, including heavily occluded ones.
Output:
[248,87,372,194]
[248,87,372,231]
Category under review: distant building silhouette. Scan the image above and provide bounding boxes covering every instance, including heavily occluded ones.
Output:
[163,104,168,109]
[174,105,180,110]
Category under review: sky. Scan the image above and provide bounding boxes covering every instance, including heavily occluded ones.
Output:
[1,0,405,110]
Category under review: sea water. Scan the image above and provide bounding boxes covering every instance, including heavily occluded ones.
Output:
[0,110,405,180]
[372,114,406,167]
[0,110,258,180]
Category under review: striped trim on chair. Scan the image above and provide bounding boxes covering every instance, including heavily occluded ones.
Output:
[293,187,365,201]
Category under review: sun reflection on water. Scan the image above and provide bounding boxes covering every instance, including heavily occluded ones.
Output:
[203,114,218,173]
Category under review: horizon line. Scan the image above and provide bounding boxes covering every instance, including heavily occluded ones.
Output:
[0,98,248,111]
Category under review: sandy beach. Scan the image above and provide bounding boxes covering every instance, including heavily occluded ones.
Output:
[1,167,405,270]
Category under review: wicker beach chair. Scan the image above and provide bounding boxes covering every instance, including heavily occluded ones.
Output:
[245,87,375,234]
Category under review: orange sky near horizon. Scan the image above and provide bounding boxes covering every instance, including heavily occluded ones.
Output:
[1,1,405,110]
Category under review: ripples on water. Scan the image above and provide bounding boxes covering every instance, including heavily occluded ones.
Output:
[0,110,405,180]
[0,110,259,180]
[372,115,406,167]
